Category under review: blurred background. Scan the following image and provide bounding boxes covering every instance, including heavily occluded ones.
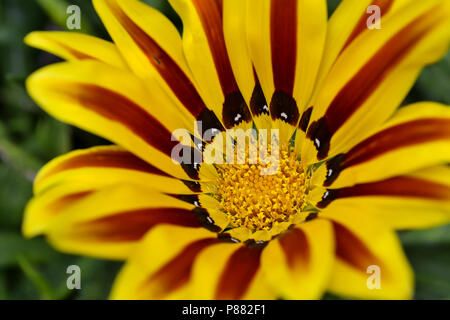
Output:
[0,0,449,299]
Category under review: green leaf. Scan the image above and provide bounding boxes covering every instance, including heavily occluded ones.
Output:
[400,225,450,246]
[0,232,58,268]
[17,255,56,299]
[0,165,32,228]
[400,225,450,299]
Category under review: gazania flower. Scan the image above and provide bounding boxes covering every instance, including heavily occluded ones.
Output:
[23,0,450,300]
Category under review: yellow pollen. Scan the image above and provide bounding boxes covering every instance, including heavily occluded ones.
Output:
[215,144,309,231]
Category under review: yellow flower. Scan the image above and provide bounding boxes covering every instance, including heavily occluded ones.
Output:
[23,0,450,300]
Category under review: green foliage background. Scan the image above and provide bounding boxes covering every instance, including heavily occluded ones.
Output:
[0,0,448,300]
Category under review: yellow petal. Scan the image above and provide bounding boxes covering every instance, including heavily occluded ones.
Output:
[26,60,193,179]
[169,0,252,130]
[110,225,217,299]
[321,102,450,188]
[92,0,212,132]
[34,145,199,195]
[261,219,334,299]
[189,242,273,299]
[27,184,200,260]
[302,0,450,164]
[321,204,413,299]
[316,165,450,230]
[312,0,412,100]
[246,0,327,141]
[25,31,127,68]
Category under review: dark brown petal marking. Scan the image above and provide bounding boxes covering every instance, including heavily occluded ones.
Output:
[215,245,263,299]
[193,207,222,233]
[250,83,269,116]
[318,176,450,208]
[279,228,310,269]
[171,194,200,206]
[222,91,252,128]
[308,9,439,160]
[142,238,219,298]
[270,90,300,125]
[74,208,203,242]
[197,108,225,141]
[65,84,178,157]
[181,180,202,193]
[39,149,170,182]
[270,0,298,95]
[324,118,450,186]
[304,212,318,222]
[299,107,313,132]
[333,222,382,271]
[192,0,239,95]
[306,117,332,160]
[180,146,202,180]
[341,0,394,52]
[106,1,206,117]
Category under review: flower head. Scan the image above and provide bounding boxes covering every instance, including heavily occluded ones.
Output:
[24,0,450,299]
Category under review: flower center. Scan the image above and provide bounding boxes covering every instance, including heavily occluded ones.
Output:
[215,144,309,231]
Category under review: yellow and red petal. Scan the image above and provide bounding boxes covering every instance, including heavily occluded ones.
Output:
[169,0,253,131]
[93,0,223,136]
[24,31,127,68]
[33,145,199,195]
[261,219,334,299]
[321,205,413,299]
[27,185,205,260]
[317,102,450,188]
[316,165,450,230]
[246,0,327,140]
[110,225,220,299]
[189,242,273,300]
[313,0,412,97]
[26,59,196,179]
[302,0,450,164]
[223,0,254,108]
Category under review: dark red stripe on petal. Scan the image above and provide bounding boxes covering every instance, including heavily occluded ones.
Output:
[333,222,382,271]
[308,8,440,160]
[106,1,206,117]
[270,0,298,95]
[342,0,394,51]
[39,149,169,182]
[279,228,310,269]
[319,176,450,208]
[65,83,178,157]
[323,118,450,185]
[192,0,239,96]
[215,245,263,299]
[190,0,252,128]
[142,238,218,298]
[345,119,450,167]
[57,42,98,61]
[47,191,94,212]
[74,208,202,242]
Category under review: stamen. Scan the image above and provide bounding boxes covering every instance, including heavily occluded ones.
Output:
[214,144,309,231]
